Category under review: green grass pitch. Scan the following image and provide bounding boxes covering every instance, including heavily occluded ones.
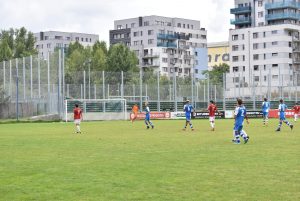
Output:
[0,119,299,201]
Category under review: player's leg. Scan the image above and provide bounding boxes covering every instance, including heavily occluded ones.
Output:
[276,118,283,131]
[283,119,293,130]
[148,119,154,129]
[262,113,266,125]
[265,113,269,126]
[233,124,241,144]
[75,120,81,133]
[189,120,194,130]
[145,118,149,129]
[210,117,215,131]
[294,113,298,122]
[240,129,249,144]
[183,119,189,130]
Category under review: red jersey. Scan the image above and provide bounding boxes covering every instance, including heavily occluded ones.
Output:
[208,104,217,117]
[293,105,300,113]
[74,108,82,120]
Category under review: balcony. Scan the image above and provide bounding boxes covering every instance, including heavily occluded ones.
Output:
[230,6,251,14]
[265,13,299,21]
[230,17,251,25]
[157,42,177,48]
[142,62,160,67]
[265,2,300,10]
[157,33,177,40]
[142,53,160,58]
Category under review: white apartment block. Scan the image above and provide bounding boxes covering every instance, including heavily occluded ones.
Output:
[34,31,99,58]
[228,0,300,99]
[110,15,208,78]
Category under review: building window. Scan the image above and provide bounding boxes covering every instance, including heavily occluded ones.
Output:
[254,65,259,71]
[243,66,245,71]
[187,24,190,29]
[264,76,267,81]
[254,76,260,82]
[183,24,185,28]
[148,39,153,44]
[253,33,258,39]
[162,58,168,63]
[144,21,149,26]
[177,23,181,28]
[148,30,154,35]
[253,54,259,60]
[131,23,135,28]
[133,41,139,46]
[163,67,168,72]
[233,66,239,72]
[264,65,266,70]
[272,53,278,57]
[258,11,264,18]
[258,1,263,7]
[117,25,122,29]
[232,45,239,51]
[133,32,138,37]
[272,75,278,80]
[44,36,49,40]
[191,25,194,29]
[272,41,278,46]
[232,35,238,41]
[140,31,143,36]
[258,22,264,26]
[272,64,278,67]
[195,69,198,74]
[253,43,258,49]
[272,30,278,34]
[232,56,239,62]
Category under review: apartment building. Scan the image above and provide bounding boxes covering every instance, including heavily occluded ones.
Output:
[34,31,99,58]
[228,0,300,98]
[109,15,208,78]
[208,41,230,70]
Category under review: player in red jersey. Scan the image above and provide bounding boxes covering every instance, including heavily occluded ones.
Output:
[293,102,300,122]
[73,104,83,133]
[207,100,218,131]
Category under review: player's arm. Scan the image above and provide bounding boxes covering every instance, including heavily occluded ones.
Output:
[80,110,83,121]
[245,112,249,124]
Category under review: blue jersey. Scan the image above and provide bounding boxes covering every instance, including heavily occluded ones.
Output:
[278,103,287,119]
[145,106,150,120]
[235,105,247,127]
[262,101,270,113]
[184,104,193,121]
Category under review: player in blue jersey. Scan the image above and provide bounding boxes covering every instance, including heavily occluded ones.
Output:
[144,102,154,129]
[262,98,270,126]
[183,100,194,131]
[232,99,250,144]
[276,99,293,132]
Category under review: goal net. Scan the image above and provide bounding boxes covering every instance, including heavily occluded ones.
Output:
[64,99,127,121]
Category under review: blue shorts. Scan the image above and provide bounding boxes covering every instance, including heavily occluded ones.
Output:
[234,124,243,132]
[279,115,286,121]
[145,115,150,121]
[186,114,191,121]
[263,112,269,117]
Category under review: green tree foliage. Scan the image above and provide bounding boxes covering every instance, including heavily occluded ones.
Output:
[106,43,139,72]
[202,63,229,85]
[0,27,37,61]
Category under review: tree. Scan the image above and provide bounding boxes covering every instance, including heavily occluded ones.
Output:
[0,27,37,61]
[202,63,229,85]
[106,43,139,72]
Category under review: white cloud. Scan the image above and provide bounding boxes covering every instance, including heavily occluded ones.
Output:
[0,0,234,43]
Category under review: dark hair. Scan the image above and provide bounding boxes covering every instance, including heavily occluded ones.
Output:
[75,104,79,107]
[264,98,267,101]
[237,98,243,105]
[210,100,214,104]
[279,99,283,103]
[296,102,298,105]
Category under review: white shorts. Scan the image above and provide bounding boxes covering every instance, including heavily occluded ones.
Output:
[209,116,215,122]
[74,119,81,124]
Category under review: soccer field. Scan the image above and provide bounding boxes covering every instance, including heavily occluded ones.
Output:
[0,119,299,201]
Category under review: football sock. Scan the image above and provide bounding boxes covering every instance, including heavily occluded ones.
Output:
[234,131,240,143]
[284,120,291,126]
[189,122,193,128]
[240,130,248,141]
[76,125,81,133]
[278,121,283,128]
[210,122,213,128]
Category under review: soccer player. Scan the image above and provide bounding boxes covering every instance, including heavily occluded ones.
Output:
[144,102,154,129]
[276,99,293,131]
[183,100,194,131]
[131,104,139,123]
[73,104,83,134]
[232,99,250,144]
[293,102,300,122]
[262,98,270,126]
[207,100,218,131]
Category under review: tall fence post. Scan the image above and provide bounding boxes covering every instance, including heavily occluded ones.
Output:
[83,70,86,100]
[173,73,177,112]
[88,63,91,99]
[9,60,12,97]
[30,55,33,99]
[94,84,97,99]
[121,71,124,99]
[223,73,226,111]
[139,69,143,111]
[38,56,41,98]
[191,72,194,109]
[62,50,65,101]
[47,52,50,97]
[296,74,298,103]
[102,71,105,99]
[16,58,19,121]
[157,71,160,112]
[3,61,5,90]
[207,74,210,106]
[23,57,26,100]
[58,49,62,117]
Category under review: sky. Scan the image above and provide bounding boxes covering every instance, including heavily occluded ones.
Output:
[0,0,234,44]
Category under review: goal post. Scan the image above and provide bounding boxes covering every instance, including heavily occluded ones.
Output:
[64,99,127,122]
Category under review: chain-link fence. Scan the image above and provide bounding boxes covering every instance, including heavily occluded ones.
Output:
[0,50,299,120]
